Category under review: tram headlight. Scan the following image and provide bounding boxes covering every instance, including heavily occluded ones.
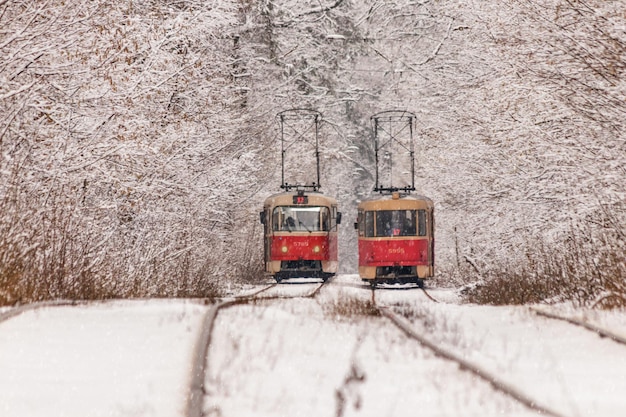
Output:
[312,245,321,253]
[281,246,288,253]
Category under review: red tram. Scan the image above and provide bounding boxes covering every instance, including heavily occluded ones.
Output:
[261,190,341,282]
[355,191,434,287]
[355,110,435,287]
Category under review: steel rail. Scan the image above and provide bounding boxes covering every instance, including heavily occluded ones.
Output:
[186,298,248,417]
[0,300,85,324]
[420,287,439,303]
[531,307,626,346]
[377,301,567,417]
[233,283,278,299]
[186,279,328,417]
[253,281,327,300]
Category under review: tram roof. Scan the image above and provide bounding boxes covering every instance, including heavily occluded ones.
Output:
[263,191,338,207]
[358,192,434,210]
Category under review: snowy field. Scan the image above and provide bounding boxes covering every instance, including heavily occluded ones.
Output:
[1,274,626,417]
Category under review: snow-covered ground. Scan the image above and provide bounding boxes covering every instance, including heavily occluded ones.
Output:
[0,300,207,416]
[1,275,626,417]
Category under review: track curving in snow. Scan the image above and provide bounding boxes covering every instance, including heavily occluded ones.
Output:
[186,278,329,417]
[0,300,86,324]
[374,288,567,417]
[531,306,626,346]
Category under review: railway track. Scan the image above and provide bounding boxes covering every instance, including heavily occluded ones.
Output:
[373,287,567,417]
[0,300,86,324]
[187,298,246,417]
[0,280,329,417]
[186,279,328,417]
[233,283,277,298]
[531,306,626,346]
[4,277,623,416]
[419,286,439,303]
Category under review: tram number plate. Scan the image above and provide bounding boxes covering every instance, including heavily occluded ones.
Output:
[293,195,308,204]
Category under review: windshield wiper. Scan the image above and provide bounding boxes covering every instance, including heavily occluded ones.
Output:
[299,221,312,233]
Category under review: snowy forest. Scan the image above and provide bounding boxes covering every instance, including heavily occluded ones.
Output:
[1,0,624,306]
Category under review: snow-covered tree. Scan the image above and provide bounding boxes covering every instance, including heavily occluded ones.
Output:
[1,0,623,304]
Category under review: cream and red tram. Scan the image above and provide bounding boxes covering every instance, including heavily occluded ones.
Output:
[261,191,341,282]
[356,192,434,287]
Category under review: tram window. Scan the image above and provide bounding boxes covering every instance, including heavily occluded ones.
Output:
[322,209,329,230]
[374,210,422,237]
[298,209,319,231]
[364,211,375,237]
[272,206,330,231]
[403,210,416,236]
[417,210,427,236]
[285,216,297,230]
[272,209,281,231]
[356,210,365,236]
[376,211,396,236]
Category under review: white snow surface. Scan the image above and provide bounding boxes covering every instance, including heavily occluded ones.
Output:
[0,300,206,417]
[2,275,626,417]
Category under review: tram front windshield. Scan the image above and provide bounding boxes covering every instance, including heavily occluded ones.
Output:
[364,209,426,237]
[272,206,330,232]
